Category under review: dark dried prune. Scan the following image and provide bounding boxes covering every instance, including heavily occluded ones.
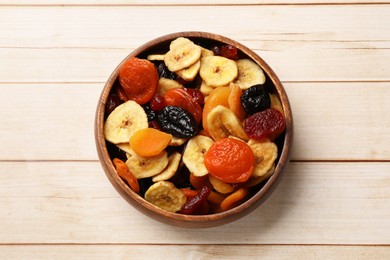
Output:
[156,62,176,80]
[105,92,123,116]
[142,104,156,121]
[157,106,198,138]
[240,84,270,115]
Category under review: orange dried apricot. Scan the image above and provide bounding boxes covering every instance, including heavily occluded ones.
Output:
[220,188,248,211]
[129,128,172,157]
[228,83,246,121]
[204,138,255,183]
[112,158,140,193]
[119,57,158,104]
[202,86,231,132]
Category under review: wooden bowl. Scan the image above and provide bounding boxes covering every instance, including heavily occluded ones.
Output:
[95,31,293,228]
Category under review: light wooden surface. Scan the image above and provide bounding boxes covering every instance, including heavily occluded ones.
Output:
[1,1,389,259]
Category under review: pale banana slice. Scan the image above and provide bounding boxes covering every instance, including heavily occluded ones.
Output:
[234,59,266,90]
[206,105,249,141]
[248,139,278,177]
[104,100,148,144]
[183,135,214,177]
[175,60,201,81]
[269,93,284,115]
[116,143,132,154]
[200,47,214,57]
[169,136,188,146]
[156,78,184,96]
[164,40,202,72]
[200,80,214,96]
[145,181,187,213]
[125,148,169,179]
[199,56,238,87]
[169,37,192,49]
[152,152,182,182]
[245,164,275,187]
[147,54,165,61]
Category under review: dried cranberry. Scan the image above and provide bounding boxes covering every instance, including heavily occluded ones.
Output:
[241,84,270,115]
[183,88,205,106]
[180,185,211,215]
[150,94,166,111]
[244,108,285,140]
[157,106,198,138]
[221,45,239,60]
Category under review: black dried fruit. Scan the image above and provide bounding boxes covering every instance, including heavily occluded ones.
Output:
[240,84,271,115]
[157,106,198,138]
[105,92,123,117]
[142,103,156,121]
[156,62,176,80]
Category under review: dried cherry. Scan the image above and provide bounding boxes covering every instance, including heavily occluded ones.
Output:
[244,108,286,140]
[150,94,166,111]
[221,45,239,60]
[240,84,270,115]
[180,185,211,215]
[157,106,198,138]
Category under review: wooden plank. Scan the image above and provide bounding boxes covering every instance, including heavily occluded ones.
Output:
[0,5,389,82]
[0,82,389,161]
[2,1,390,5]
[0,245,390,260]
[0,161,389,244]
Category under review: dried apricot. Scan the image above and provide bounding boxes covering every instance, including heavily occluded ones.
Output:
[119,57,158,104]
[244,108,285,140]
[228,83,246,121]
[129,128,172,157]
[202,86,231,132]
[204,138,255,183]
[112,158,140,193]
[220,188,248,211]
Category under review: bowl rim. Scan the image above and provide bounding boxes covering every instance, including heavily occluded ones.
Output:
[95,31,293,228]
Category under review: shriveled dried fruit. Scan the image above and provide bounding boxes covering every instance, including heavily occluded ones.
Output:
[112,158,140,193]
[119,57,158,104]
[130,128,172,157]
[204,138,255,183]
[180,185,211,215]
[157,106,198,138]
[220,188,248,211]
[244,108,285,141]
[240,84,270,115]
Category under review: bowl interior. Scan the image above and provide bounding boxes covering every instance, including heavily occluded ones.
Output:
[95,31,293,228]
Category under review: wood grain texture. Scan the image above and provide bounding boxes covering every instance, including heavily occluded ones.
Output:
[1,2,389,258]
[0,161,389,244]
[2,1,390,5]
[0,5,389,82]
[0,82,388,161]
[1,245,390,260]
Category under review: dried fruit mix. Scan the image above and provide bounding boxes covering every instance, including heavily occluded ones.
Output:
[103,37,286,215]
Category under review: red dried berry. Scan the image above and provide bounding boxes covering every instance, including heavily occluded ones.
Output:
[180,185,211,215]
[150,94,166,111]
[221,45,239,60]
[244,108,285,140]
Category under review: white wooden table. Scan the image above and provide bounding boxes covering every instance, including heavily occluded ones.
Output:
[1,1,389,259]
